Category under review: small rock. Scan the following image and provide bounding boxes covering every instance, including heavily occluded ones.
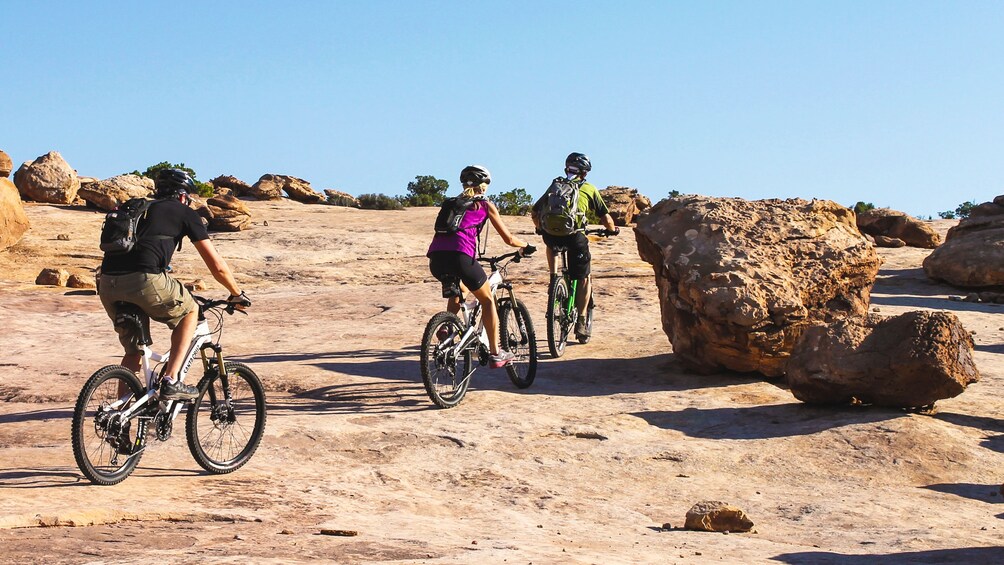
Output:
[279,529,294,535]
[56,234,70,241]
[661,522,672,530]
[684,501,754,533]
[319,529,358,537]
[234,535,244,541]
[67,273,96,289]
[36,268,70,286]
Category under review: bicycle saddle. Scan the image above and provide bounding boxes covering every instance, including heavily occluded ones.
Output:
[113,302,154,346]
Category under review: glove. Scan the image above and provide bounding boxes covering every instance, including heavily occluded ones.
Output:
[228,291,252,309]
[521,244,537,257]
[607,227,621,237]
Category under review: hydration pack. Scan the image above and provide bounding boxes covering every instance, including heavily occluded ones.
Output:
[435,196,479,234]
[99,198,174,254]
[539,177,581,236]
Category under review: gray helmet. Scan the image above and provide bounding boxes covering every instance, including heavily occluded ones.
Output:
[460,165,491,187]
[564,152,592,174]
[154,168,196,198]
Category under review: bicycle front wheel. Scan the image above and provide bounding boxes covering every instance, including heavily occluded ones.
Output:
[499,298,538,389]
[420,311,473,408]
[71,365,146,485]
[186,362,267,474]
[546,276,571,358]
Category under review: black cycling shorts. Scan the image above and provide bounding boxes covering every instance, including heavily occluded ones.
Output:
[428,251,488,292]
[542,232,591,280]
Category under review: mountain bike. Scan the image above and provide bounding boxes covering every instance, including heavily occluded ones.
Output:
[546,227,618,358]
[71,295,266,485]
[421,250,537,408]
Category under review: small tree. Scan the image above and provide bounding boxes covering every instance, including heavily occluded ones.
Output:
[130,161,213,197]
[402,175,449,207]
[938,200,977,220]
[853,202,875,214]
[357,193,405,210]
[668,190,682,198]
[489,187,533,216]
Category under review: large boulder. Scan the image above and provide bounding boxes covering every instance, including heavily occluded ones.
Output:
[77,174,155,211]
[0,149,12,178]
[601,186,651,226]
[856,208,940,249]
[324,189,359,207]
[923,195,1004,287]
[13,151,80,204]
[0,178,30,251]
[205,194,252,231]
[787,311,979,408]
[635,196,881,377]
[210,175,252,198]
[250,174,323,203]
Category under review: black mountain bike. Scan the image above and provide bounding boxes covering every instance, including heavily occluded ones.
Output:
[546,227,617,358]
[420,251,537,408]
[71,296,266,485]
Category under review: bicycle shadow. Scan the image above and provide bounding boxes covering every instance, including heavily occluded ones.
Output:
[0,467,86,488]
[770,547,1004,564]
[921,482,1004,505]
[0,408,73,424]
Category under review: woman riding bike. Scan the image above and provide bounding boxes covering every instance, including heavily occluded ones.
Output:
[427,165,535,368]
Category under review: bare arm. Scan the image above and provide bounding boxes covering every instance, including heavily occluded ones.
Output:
[193,239,242,296]
[486,201,528,249]
[600,213,618,233]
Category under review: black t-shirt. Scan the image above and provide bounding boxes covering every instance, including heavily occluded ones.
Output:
[101,199,210,275]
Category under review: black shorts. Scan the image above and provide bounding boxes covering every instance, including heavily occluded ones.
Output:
[428,251,488,292]
[542,232,591,280]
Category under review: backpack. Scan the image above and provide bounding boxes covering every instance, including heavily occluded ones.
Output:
[539,177,582,236]
[435,196,478,235]
[99,198,173,254]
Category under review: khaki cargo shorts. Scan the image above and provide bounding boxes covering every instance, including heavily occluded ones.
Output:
[98,272,196,354]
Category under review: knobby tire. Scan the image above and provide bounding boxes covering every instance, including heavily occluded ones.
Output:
[71,365,146,485]
[186,362,267,474]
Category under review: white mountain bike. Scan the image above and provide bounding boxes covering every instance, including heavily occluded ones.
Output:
[71,295,266,485]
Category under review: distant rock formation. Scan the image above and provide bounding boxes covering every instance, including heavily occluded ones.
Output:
[787,311,978,408]
[601,186,651,226]
[205,193,252,231]
[0,149,12,178]
[856,208,940,248]
[251,174,323,203]
[923,195,1004,287]
[211,175,253,198]
[13,151,80,204]
[77,174,155,211]
[1,178,30,251]
[324,189,359,207]
[635,196,881,377]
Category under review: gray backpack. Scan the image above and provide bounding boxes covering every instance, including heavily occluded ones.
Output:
[539,177,581,236]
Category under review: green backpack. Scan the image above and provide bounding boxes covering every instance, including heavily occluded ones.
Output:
[539,177,581,236]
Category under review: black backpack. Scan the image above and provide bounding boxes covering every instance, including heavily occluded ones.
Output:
[539,177,582,236]
[435,196,479,234]
[99,198,173,254]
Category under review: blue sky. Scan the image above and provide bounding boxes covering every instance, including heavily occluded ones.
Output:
[4,1,1002,218]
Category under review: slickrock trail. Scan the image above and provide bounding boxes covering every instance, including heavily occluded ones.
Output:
[1,201,1001,563]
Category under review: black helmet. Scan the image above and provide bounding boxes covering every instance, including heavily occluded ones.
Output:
[460,165,491,187]
[565,152,592,174]
[155,168,196,198]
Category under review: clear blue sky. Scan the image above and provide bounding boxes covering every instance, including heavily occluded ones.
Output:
[4,1,1002,218]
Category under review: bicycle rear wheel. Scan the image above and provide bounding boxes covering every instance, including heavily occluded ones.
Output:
[186,362,267,474]
[499,298,538,388]
[71,365,146,485]
[420,311,473,408]
[546,276,571,358]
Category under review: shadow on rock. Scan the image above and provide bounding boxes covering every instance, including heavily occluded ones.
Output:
[771,547,1004,564]
[0,408,72,424]
[921,482,1004,504]
[0,467,85,488]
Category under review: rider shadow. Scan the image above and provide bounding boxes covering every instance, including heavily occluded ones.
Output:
[920,482,1004,505]
[0,408,73,424]
[0,467,86,488]
[770,547,1004,564]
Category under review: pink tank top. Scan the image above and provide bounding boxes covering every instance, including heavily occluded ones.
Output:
[427,201,488,258]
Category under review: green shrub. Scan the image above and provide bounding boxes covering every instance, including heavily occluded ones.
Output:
[358,193,404,210]
[853,202,875,214]
[401,175,449,207]
[938,200,977,220]
[129,161,215,197]
[489,187,533,216]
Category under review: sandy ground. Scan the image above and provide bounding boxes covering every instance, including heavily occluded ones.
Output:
[0,200,1001,564]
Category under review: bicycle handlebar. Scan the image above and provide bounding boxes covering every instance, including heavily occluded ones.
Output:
[193,295,246,316]
[585,227,620,237]
[478,248,531,268]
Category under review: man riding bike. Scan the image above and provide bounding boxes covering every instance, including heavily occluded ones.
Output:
[98,168,250,400]
[531,152,619,341]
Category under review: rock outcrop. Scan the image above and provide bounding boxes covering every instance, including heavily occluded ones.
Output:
[601,186,651,226]
[77,174,155,211]
[211,175,252,198]
[684,501,754,533]
[1,178,30,251]
[635,196,881,377]
[923,195,1004,287]
[13,151,80,204]
[205,194,252,231]
[250,174,323,203]
[0,149,12,178]
[856,208,940,249]
[325,189,359,207]
[787,311,978,407]
[36,268,70,286]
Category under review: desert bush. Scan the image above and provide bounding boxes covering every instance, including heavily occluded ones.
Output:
[401,175,449,207]
[358,193,404,210]
[853,202,875,214]
[130,161,214,197]
[326,194,359,207]
[489,187,533,215]
[938,200,977,220]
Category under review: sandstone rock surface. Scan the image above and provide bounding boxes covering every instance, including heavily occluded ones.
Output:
[13,151,80,204]
[251,174,322,203]
[684,501,755,533]
[635,196,881,376]
[601,186,651,226]
[206,194,252,231]
[0,149,12,178]
[211,175,252,197]
[0,178,30,251]
[923,195,1004,287]
[787,311,979,407]
[856,208,940,249]
[77,174,155,211]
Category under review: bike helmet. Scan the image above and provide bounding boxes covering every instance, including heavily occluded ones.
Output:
[564,152,592,174]
[154,168,196,198]
[460,165,491,187]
